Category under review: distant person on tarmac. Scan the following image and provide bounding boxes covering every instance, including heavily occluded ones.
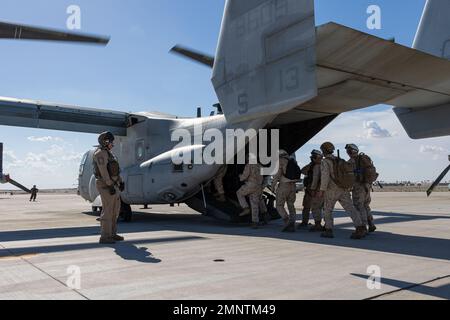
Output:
[30,185,38,202]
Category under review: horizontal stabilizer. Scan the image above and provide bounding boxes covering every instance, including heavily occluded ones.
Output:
[0,21,109,44]
[394,103,450,139]
[0,97,129,136]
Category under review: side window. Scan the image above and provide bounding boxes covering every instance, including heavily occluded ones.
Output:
[136,139,145,162]
[79,152,89,176]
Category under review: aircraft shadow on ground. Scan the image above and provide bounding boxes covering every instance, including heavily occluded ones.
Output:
[1,210,450,262]
[351,273,450,300]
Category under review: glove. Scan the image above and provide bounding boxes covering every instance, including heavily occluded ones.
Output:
[109,186,116,196]
[119,182,125,192]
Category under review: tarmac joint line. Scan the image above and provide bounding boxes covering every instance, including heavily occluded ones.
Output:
[0,242,90,300]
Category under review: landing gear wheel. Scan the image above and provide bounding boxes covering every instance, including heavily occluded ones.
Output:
[120,201,133,222]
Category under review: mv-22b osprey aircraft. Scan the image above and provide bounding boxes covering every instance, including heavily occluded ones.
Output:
[1,0,450,222]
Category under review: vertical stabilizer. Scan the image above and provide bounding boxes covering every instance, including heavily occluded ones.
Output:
[413,0,450,59]
[212,0,317,124]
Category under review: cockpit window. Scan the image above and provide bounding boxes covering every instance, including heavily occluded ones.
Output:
[79,152,89,176]
[136,140,145,161]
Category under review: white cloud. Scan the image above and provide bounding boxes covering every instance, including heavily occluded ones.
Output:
[2,142,84,189]
[420,145,447,155]
[420,145,448,160]
[27,136,63,143]
[364,121,393,138]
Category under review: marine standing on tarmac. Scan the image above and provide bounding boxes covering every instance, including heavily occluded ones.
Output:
[237,155,265,229]
[300,150,324,227]
[29,185,39,202]
[93,132,125,244]
[271,150,297,233]
[317,142,366,239]
[346,144,377,233]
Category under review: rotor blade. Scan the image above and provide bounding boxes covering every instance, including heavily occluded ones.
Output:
[427,164,450,197]
[0,21,109,45]
[170,45,214,68]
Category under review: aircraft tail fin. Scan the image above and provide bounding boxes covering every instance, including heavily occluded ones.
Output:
[212,0,317,124]
[413,0,450,59]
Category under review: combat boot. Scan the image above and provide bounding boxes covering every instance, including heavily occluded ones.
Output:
[300,210,310,227]
[298,221,309,228]
[282,222,296,233]
[360,226,368,236]
[321,229,334,238]
[239,208,251,217]
[113,235,125,241]
[99,238,116,245]
[350,227,366,240]
[309,221,325,233]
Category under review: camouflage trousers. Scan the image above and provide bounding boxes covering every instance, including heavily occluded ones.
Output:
[276,182,297,224]
[323,186,363,230]
[302,190,324,223]
[213,166,228,195]
[352,183,372,226]
[237,183,265,223]
[96,180,121,240]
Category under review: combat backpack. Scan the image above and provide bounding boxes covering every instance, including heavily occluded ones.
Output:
[357,153,379,184]
[285,158,302,181]
[332,155,356,189]
[302,164,314,189]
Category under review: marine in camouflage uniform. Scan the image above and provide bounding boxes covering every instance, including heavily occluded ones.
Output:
[213,165,228,202]
[300,150,324,228]
[271,150,297,232]
[318,142,365,239]
[237,160,265,228]
[300,163,313,227]
[346,144,377,233]
[93,132,125,244]
[308,151,326,232]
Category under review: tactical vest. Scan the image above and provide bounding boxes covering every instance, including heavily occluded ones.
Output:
[93,149,121,181]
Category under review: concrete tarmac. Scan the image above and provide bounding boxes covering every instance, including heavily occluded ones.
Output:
[0,192,449,300]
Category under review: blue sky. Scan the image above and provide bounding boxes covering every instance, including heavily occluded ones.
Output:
[1,0,449,189]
